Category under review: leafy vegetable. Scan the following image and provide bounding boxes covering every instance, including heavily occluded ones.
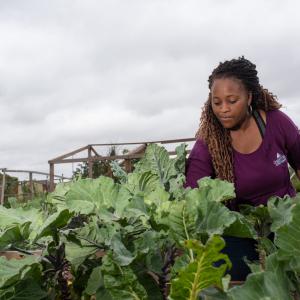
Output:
[0,142,299,299]
[169,236,231,300]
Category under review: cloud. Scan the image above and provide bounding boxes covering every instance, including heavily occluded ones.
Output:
[0,0,300,179]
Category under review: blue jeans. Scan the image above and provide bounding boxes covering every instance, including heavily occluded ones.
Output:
[220,236,259,281]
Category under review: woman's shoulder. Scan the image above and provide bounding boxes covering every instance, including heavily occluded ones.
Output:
[267,109,293,121]
[189,138,211,158]
[266,109,300,149]
[267,109,298,130]
[194,137,208,150]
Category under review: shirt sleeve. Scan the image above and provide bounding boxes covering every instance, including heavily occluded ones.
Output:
[279,111,300,170]
[185,139,215,188]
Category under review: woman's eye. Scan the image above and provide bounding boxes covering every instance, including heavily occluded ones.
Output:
[229,100,237,104]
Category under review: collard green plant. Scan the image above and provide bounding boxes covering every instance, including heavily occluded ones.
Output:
[169,236,231,300]
[227,253,293,300]
[0,143,300,299]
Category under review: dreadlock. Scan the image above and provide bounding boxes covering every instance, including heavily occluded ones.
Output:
[196,56,282,182]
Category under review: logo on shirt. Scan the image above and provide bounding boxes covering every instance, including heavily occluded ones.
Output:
[274,153,287,166]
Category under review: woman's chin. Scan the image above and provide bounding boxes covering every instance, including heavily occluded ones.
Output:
[220,121,241,131]
[219,120,235,128]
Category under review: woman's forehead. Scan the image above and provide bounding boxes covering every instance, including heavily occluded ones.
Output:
[211,77,246,95]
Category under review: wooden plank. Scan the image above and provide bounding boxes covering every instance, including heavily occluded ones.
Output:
[124,159,132,173]
[49,163,55,192]
[88,146,93,178]
[90,146,101,157]
[49,138,195,164]
[54,158,90,164]
[53,149,191,164]
[90,137,196,147]
[2,169,71,179]
[127,144,147,154]
[29,172,33,199]
[160,138,196,144]
[49,145,89,163]
[54,154,144,164]
[1,169,6,205]
[119,144,147,167]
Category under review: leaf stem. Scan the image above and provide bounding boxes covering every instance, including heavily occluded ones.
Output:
[182,206,194,261]
[74,235,104,249]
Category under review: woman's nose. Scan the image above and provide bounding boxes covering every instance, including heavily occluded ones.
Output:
[220,103,230,113]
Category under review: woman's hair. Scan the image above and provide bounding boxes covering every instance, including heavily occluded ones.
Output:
[196,56,282,182]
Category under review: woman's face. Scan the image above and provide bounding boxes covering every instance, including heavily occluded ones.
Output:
[210,77,252,130]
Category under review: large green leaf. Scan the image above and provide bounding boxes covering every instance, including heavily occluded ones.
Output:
[173,143,188,174]
[0,206,44,230]
[65,199,96,215]
[126,171,160,197]
[159,184,237,245]
[184,180,236,237]
[196,177,235,203]
[228,254,292,300]
[267,196,295,232]
[110,234,136,266]
[33,209,73,242]
[134,144,178,187]
[51,181,72,197]
[70,216,120,249]
[240,204,272,239]
[144,185,170,209]
[131,270,163,300]
[224,212,257,239]
[159,200,196,246]
[64,177,132,217]
[0,206,46,247]
[0,226,24,250]
[275,202,300,269]
[66,176,119,209]
[113,185,132,217]
[194,196,236,237]
[84,266,103,296]
[64,240,99,269]
[132,231,167,274]
[132,143,187,200]
[169,174,187,200]
[0,278,47,300]
[101,253,148,300]
[169,236,231,300]
[0,256,39,289]
[110,161,128,184]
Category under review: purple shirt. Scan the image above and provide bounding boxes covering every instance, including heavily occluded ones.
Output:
[185,110,300,207]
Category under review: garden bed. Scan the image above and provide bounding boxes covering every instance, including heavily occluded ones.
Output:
[0,143,300,299]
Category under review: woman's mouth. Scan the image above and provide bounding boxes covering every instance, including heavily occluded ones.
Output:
[219,116,233,121]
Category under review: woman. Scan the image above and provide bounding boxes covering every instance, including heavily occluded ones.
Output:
[185,56,300,280]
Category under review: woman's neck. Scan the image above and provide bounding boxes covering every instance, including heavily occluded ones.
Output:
[229,113,253,134]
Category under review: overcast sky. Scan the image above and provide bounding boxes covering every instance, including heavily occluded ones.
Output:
[1,0,300,180]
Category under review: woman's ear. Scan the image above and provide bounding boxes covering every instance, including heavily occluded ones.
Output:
[248,92,252,106]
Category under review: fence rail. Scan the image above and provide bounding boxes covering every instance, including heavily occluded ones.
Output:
[48,137,196,192]
[0,168,71,205]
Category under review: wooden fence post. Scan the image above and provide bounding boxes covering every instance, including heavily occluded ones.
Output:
[88,146,93,178]
[29,172,33,199]
[124,159,132,173]
[49,163,55,192]
[1,168,6,205]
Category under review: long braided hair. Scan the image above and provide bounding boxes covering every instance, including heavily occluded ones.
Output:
[196,56,282,182]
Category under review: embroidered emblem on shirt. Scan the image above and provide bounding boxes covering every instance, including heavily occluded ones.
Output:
[274,153,287,166]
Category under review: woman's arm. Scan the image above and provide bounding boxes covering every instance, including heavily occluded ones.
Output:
[278,112,300,177]
[185,139,214,188]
